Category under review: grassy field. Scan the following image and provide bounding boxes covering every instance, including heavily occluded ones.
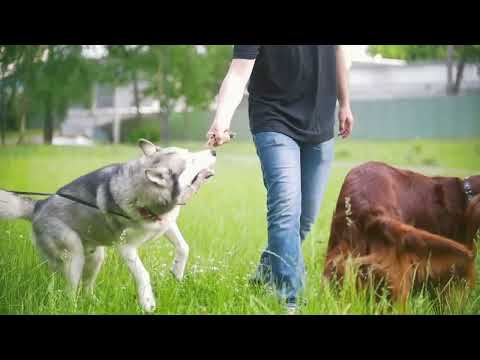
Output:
[0,138,479,315]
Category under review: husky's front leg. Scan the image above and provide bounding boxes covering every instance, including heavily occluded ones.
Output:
[118,244,156,312]
[165,223,189,281]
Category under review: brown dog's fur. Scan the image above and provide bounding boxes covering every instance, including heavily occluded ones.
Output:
[323,161,480,306]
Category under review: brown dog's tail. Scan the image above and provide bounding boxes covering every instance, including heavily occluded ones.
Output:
[366,215,474,259]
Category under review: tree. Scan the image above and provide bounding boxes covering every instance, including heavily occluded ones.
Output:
[451,45,480,94]
[30,45,95,144]
[1,45,232,145]
[142,45,231,143]
[103,45,149,120]
[0,46,9,145]
[368,45,480,95]
[8,45,45,144]
[0,45,96,144]
[0,46,23,143]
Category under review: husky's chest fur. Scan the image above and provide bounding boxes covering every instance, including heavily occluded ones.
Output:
[114,206,181,247]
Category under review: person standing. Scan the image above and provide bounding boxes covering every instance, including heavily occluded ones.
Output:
[207,45,354,314]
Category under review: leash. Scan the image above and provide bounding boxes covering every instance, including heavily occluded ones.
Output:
[1,189,132,220]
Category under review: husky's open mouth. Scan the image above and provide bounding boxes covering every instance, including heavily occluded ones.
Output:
[191,168,215,185]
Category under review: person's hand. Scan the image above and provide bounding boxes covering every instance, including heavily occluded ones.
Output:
[206,122,232,147]
[338,104,355,139]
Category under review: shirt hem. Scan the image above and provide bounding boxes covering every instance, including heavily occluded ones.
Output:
[250,122,335,144]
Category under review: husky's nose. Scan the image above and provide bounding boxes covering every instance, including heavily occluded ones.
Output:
[210,149,216,157]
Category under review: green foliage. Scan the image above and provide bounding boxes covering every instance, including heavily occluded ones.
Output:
[101,45,148,84]
[368,45,480,95]
[368,45,480,62]
[30,46,96,118]
[96,45,233,115]
[368,45,447,61]
[141,45,231,111]
[455,45,480,62]
[0,45,98,140]
[1,45,233,143]
[97,45,232,142]
[123,120,161,144]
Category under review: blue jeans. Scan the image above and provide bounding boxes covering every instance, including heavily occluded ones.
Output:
[252,131,335,304]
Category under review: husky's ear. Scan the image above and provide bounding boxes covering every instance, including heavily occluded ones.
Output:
[138,139,160,156]
[145,167,170,187]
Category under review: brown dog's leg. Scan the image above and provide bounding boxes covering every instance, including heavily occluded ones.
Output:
[353,253,409,308]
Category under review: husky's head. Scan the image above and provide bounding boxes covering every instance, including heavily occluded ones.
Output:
[133,138,216,218]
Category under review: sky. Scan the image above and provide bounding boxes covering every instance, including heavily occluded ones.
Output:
[343,45,371,61]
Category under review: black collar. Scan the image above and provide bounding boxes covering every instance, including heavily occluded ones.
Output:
[463,177,475,203]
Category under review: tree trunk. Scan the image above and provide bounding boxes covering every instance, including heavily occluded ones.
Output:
[8,79,17,132]
[0,71,5,146]
[16,94,27,145]
[112,86,121,144]
[132,70,142,121]
[163,107,170,144]
[156,50,170,144]
[453,59,466,95]
[183,112,188,141]
[156,45,172,144]
[446,45,455,95]
[43,94,54,144]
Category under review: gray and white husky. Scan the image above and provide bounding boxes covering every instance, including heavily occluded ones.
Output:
[0,139,216,312]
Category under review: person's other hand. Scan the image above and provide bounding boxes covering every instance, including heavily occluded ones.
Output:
[338,105,355,139]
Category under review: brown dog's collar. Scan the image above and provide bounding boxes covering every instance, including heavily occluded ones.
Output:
[463,177,475,202]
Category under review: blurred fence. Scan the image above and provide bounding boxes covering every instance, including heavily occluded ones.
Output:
[23,93,480,143]
[166,94,480,142]
[349,94,480,139]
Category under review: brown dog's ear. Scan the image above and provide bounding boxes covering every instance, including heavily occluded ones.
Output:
[139,139,160,156]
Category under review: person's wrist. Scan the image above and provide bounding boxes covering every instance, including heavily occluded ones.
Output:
[209,119,219,129]
[339,101,351,110]
[211,118,225,129]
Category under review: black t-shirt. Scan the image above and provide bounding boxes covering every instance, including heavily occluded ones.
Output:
[233,45,338,143]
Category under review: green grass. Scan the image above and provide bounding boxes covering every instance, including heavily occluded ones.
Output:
[0,138,479,315]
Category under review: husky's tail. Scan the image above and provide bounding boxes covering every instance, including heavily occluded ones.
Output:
[0,190,36,221]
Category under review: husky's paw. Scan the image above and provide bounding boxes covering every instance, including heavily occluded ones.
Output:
[139,289,156,313]
[170,268,184,281]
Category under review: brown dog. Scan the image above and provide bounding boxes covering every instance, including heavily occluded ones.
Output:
[323,161,480,306]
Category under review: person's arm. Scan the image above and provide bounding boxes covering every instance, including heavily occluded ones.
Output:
[336,46,355,139]
[207,46,258,147]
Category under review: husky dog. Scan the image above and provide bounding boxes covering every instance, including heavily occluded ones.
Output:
[0,139,216,312]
